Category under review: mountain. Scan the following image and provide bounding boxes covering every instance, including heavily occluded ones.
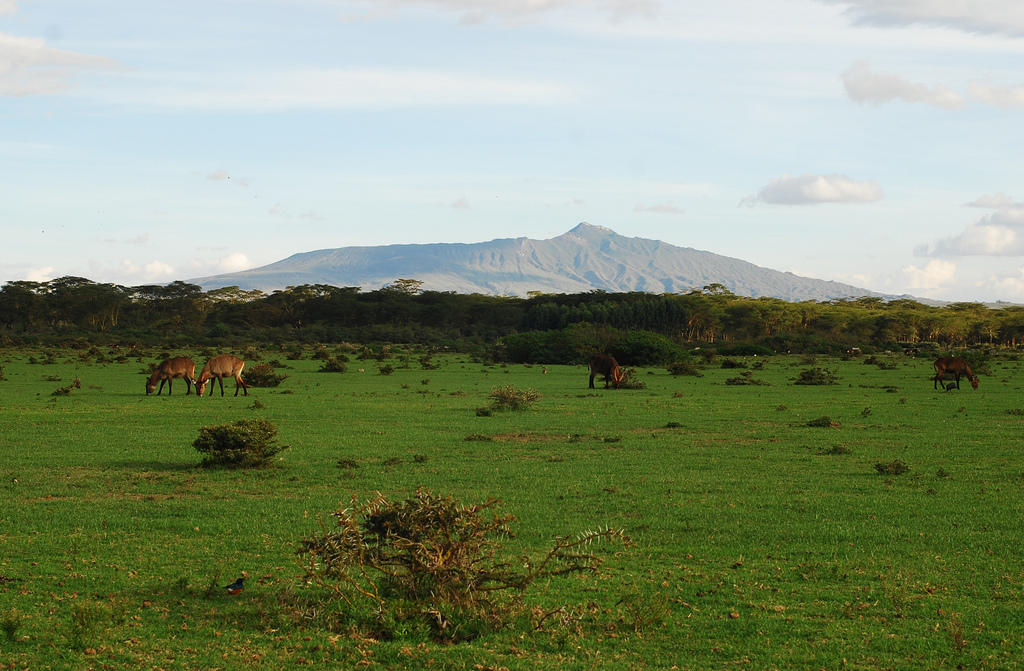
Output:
[189,223,886,302]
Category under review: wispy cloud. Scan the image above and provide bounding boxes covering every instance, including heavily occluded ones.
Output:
[269,203,327,222]
[337,0,659,26]
[968,82,1024,109]
[0,32,121,97]
[823,0,1024,38]
[0,1,17,15]
[842,61,965,110]
[101,68,577,111]
[929,194,1024,256]
[740,173,882,206]
[451,197,470,209]
[633,201,683,214]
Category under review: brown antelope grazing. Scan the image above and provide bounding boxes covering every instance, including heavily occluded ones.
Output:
[196,354,248,397]
[933,356,979,390]
[146,357,196,396]
[588,354,624,389]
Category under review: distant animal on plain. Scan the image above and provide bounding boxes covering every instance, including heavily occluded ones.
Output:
[587,354,623,389]
[196,354,248,397]
[146,357,196,396]
[933,356,979,391]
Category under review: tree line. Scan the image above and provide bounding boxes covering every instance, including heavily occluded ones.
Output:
[2,276,1022,352]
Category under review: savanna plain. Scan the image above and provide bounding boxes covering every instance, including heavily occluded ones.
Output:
[1,346,1023,670]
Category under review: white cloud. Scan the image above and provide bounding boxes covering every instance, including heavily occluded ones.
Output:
[0,32,120,97]
[930,194,1024,256]
[740,173,882,206]
[116,259,176,282]
[823,0,1024,37]
[451,197,470,209]
[187,253,254,275]
[25,265,55,282]
[0,1,17,15]
[841,61,965,110]
[214,252,252,273]
[968,82,1024,109]
[902,259,956,289]
[967,193,1018,208]
[338,0,659,25]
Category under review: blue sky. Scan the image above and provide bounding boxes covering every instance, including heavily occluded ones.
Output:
[2,0,1024,301]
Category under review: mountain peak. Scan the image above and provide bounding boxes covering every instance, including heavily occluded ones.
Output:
[189,223,885,301]
[567,222,612,235]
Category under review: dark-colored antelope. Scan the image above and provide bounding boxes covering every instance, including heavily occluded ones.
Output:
[588,354,623,389]
[196,354,248,397]
[933,356,979,390]
[146,357,196,396]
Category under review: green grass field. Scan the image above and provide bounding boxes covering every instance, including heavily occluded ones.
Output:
[2,347,1023,669]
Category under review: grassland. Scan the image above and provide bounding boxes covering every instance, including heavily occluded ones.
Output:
[1,347,1023,669]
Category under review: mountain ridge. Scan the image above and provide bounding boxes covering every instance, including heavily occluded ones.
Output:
[189,223,892,302]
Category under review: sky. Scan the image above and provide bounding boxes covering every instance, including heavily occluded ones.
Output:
[2,0,1024,302]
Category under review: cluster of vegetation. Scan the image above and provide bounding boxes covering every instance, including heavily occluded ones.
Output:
[298,489,628,642]
[192,418,289,468]
[3,277,1022,357]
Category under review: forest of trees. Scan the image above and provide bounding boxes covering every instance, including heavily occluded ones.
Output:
[1,276,1022,356]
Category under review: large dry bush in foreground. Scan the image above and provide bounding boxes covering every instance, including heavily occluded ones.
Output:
[298,488,628,641]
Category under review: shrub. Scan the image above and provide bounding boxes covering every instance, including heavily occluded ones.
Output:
[616,368,647,390]
[795,367,839,385]
[874,459,910,476]
[806,416,840,428]
[378,363,395,376]
[318,357,347,373]
[298,488,629,642]
[192,418,289,468]
[490,384,541,410]
[245,362,289,387]
[666,360,703,376]
[720,358,747,369]
[725,370,769,386]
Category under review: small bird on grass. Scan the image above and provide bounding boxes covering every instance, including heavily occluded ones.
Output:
[224,577,245,595]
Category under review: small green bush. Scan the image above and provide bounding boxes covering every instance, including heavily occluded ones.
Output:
[617,369,647,390]
[318,357,347,373]
[490,385,541,410]
[806,416,839,428]
[192,418,289,468]
[666,360,703,377]
[874,459,910,476]
[245,362,289,387]
[725,371,769,386]
[795,367,839,385]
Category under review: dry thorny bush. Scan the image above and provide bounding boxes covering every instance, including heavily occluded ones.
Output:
[298,488,630,642]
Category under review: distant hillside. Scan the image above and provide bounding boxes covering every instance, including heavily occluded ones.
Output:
[190,222,889,302]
